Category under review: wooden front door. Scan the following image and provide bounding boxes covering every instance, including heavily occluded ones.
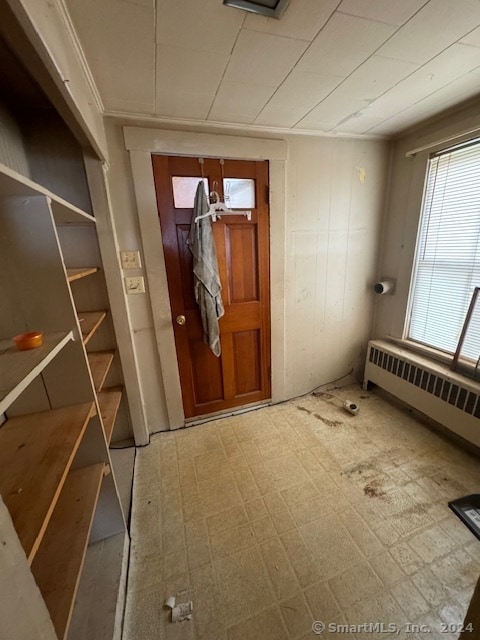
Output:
[152,155,271,419]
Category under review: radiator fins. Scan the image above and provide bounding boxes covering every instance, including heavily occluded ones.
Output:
[368,346,480,418]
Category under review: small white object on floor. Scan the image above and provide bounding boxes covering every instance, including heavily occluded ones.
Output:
[343,400,359,415]
[171,601,193,623]
[165,596,176,609]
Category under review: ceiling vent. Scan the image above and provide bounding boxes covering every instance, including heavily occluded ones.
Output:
[223,0,290,19]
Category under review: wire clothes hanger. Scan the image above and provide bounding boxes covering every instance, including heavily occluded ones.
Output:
[195,158,252,223]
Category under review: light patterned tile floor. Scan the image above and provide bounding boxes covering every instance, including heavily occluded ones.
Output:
[123,385,480,640]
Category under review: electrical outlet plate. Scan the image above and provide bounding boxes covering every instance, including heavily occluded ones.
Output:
[120,250,142,269]
[125,276,145,294]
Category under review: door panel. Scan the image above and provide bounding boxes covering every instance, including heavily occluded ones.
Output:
[233,330,262,395]
[226,224,259,303]
[152,155,271,418]
[191,341,224,404]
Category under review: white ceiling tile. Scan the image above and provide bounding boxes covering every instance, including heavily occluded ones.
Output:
[224,29,308,86]
[66,0,480,135]
[460,26,480,47]
[94,61,155,113]
[99,95,155,115]
[269,69,343,108]
[125,0,154,7]
[156,91,214,120]
[378,0,480,64]
[369,104,441,134]
[210,113,256,124]
[295,94,369,130]
[156,45,228,95]
[335,115,388,134]
[334,55,419,100]
[254,104,309,128]
[156,0,244,54]
[367,72,480,135]
[243,0,341,41]
[299,12,396,77]
[293,55,417,130]
[366,43,480,118]
[67,0,153,58]
[337,0,429,26]
[209,82,274,121]
[66,0,155,112]
[366,121,405,135]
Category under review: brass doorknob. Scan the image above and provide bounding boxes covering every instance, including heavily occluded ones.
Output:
[176,315,186,325]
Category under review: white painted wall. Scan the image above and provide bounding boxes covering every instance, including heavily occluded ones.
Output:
[104,120,169,432]
[105,119,389,431]
[284,135,389,397]
[373,99,480,342]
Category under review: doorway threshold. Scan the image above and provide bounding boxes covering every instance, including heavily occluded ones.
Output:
[184,400,272,428]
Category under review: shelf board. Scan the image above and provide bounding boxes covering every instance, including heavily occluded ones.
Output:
[87,351,115,391]
[68,532,128,640]
[98,387,122,445]
[31,464,104,640]
[0,331,73,415]
[67,267,99,282]
[0,162,95,224]
[0,402,95,563]
[78,311,107,345]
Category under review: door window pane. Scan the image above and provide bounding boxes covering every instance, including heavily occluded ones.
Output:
[223,178,255,209]
[172,177,209,208]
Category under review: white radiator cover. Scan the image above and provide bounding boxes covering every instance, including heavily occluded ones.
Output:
[364,339,480,448]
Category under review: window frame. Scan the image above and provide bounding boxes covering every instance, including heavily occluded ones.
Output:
[404,137,480,374]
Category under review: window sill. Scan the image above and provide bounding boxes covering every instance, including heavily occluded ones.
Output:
[387,337,453,367]
[386,336,480,386]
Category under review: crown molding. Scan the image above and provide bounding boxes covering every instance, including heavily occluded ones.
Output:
[104,109,389,141]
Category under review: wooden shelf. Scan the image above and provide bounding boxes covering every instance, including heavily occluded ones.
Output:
[0,402,95,563]
[0,332,73,414]
[68,531,127,640]
[0,162,95,224]
[31,464,104,640]
[88,351,115,391]
[98,387,122,445]
[78,311,107,345]
[67,267,99,282]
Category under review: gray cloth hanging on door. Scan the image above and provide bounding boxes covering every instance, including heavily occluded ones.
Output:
[187,182,225,357]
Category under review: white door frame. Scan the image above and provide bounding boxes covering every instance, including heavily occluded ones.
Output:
[124,127,288,429]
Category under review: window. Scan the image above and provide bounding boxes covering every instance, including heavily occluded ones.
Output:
[223,178,255,208]
[407,139,480,361]
[172,177,209,208]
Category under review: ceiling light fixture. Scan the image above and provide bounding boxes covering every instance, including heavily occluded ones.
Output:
[223,0,290,19]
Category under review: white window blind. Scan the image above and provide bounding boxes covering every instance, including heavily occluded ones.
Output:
[408,140,480,360]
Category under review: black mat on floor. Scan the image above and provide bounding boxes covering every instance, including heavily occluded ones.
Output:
[449,494,480,541]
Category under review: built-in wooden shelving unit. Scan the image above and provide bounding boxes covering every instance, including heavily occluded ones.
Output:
[0,162,95,224]
[66,267,99,282]
[31,463,105,639]
[78,311,108,345]
[98,387,123,445]
[0,28,131,640]
[0,402,95,562]
[88,351,115,391]
[32,463,105,638]
[0,331,73,414]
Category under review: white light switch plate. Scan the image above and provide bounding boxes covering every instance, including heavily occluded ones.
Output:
[121,250,142,269]
[125,276,145,294]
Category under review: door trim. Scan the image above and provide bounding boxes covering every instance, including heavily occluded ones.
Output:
[125,127,287,429]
